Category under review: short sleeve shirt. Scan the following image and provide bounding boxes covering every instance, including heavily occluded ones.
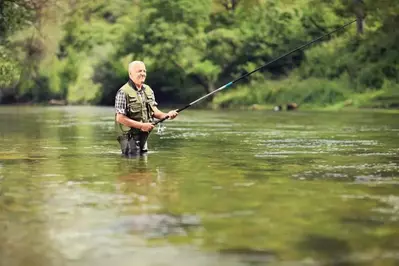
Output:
[115,89,127,115]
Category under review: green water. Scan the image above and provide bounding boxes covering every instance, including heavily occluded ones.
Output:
[0,106,398,266]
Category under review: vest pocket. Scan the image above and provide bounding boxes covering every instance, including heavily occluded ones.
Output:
[128,98,142,113]
[146,93,156,108]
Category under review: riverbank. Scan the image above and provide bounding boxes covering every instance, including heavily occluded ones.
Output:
[212,81,399,112]
[211,104,399,114]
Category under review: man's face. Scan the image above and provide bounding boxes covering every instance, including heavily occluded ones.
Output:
[130,63,146,85]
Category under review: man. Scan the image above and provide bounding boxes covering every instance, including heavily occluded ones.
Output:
[115,61,178,155]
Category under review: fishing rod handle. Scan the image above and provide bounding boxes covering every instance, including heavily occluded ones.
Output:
[153,116,169,125]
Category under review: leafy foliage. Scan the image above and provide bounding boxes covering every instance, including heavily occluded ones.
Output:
[0,0,398,109]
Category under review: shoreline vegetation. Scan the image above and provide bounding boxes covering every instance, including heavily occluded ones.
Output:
[7,87,398,112]
[2,101,399,115]
[1,0,398,110]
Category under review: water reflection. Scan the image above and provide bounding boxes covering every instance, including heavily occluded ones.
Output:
[115,155,202,239]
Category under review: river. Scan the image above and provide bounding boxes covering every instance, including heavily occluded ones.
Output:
[0,106,398,265]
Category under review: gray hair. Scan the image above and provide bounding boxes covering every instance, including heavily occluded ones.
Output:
[128,61,145,73]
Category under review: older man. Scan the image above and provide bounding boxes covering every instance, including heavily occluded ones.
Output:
[115,61,178,155]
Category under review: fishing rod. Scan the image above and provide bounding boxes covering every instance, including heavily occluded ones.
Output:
[153,19,357,126]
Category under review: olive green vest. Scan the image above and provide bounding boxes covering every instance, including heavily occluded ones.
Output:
[116,81,156,135]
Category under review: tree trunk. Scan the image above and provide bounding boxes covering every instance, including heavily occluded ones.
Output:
[205,82,216,101]
[353,0,365,34]
[207,82,215,94]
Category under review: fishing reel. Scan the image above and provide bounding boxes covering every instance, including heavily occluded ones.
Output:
[156,122,165,134]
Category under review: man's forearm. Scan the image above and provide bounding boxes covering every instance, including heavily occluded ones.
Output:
[153,108,167,120]
[116,113,143,129]
[153,111,167,120]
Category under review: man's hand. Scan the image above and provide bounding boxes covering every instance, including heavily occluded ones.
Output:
[166,110,179,120]
[140,122,154,132]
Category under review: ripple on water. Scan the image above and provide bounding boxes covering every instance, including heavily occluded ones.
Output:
[354,176,399,185]
[263,138,378,146]
[358,126,396,132]
[275,123,315,129]
[293,171,349,180]
[294,161,399,181]
[316,163,399,170]
[160,132,210,139]
[41,173,63,177]
[209,210,255,219]
[50,121,113,127]
[355,152,397,156]
[84,150,125,156]
[43,146,68,150]
[255,150,327,158]
[233,182,256,187]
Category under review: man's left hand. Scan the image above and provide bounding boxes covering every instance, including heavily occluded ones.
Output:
[166,110,179,120]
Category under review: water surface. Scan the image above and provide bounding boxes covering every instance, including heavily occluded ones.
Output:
[0,106,398,266]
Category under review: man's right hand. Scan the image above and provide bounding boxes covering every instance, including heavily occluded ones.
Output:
[140,123,154,132]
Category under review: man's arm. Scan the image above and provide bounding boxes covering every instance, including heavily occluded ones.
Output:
[116,113,145,130]
[152,106,178,120]
[145,86,178,120]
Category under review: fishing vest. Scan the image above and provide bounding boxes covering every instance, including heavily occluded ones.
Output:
[115,80,156,135]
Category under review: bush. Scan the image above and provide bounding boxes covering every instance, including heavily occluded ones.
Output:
[357,80,399,109]
[214,76,351,108]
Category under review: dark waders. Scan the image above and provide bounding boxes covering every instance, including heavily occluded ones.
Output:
[117,130,150,156]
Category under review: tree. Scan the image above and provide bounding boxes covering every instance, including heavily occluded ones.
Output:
[116,0,215,100]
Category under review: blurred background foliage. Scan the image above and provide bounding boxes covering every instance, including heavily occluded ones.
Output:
[0,0,398,109]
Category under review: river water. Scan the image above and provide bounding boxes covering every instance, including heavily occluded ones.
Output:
[0,106,398,266]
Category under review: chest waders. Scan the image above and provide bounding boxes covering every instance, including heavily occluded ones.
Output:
[115,82,156,155]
